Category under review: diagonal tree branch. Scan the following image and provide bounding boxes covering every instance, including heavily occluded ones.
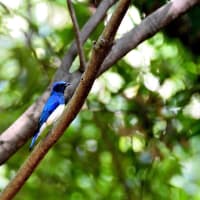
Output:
[0,0,117,165]
[0,0,130,199]
[57,0,117,74]
[67,0,86,72]
[0,0,199,165]
[99,0,200,75]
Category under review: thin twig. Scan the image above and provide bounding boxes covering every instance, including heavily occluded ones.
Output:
[0,0,130,199]
[0,2,10,14]
[67,0,86,72]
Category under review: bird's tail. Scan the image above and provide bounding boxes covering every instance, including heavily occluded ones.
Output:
[29,123,46,151]
[29,132,39,151]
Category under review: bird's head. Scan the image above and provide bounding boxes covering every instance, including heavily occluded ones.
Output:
[52,81,71,93]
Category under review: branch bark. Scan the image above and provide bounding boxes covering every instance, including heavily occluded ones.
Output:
[58,0,117,74]
[0,0,117,165]
[0,0,130,199]
[99,0,200,74]
[0,0,199,165]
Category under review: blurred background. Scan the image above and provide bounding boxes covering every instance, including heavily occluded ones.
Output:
[0,0,200,199]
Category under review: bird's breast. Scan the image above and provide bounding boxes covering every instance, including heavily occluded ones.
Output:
[46,104,65,126]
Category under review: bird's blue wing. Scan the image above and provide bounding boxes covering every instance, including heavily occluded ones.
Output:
[29,95,60,151]
[29,92,65,151]
[39,95,60,126]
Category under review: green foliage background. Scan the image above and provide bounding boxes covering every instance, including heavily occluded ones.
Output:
[0,0,200,199]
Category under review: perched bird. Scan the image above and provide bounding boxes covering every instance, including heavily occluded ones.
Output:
[29,81,71,150]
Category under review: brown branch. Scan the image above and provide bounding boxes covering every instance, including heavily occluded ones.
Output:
[0,0,199,165]
[99,0,200,75]
[0,0,117,165]
[0,0,130,199]
[67,0,86,72]
[58,0,117,74]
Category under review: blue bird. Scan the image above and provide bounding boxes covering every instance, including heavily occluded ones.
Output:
[29,81,71,150]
